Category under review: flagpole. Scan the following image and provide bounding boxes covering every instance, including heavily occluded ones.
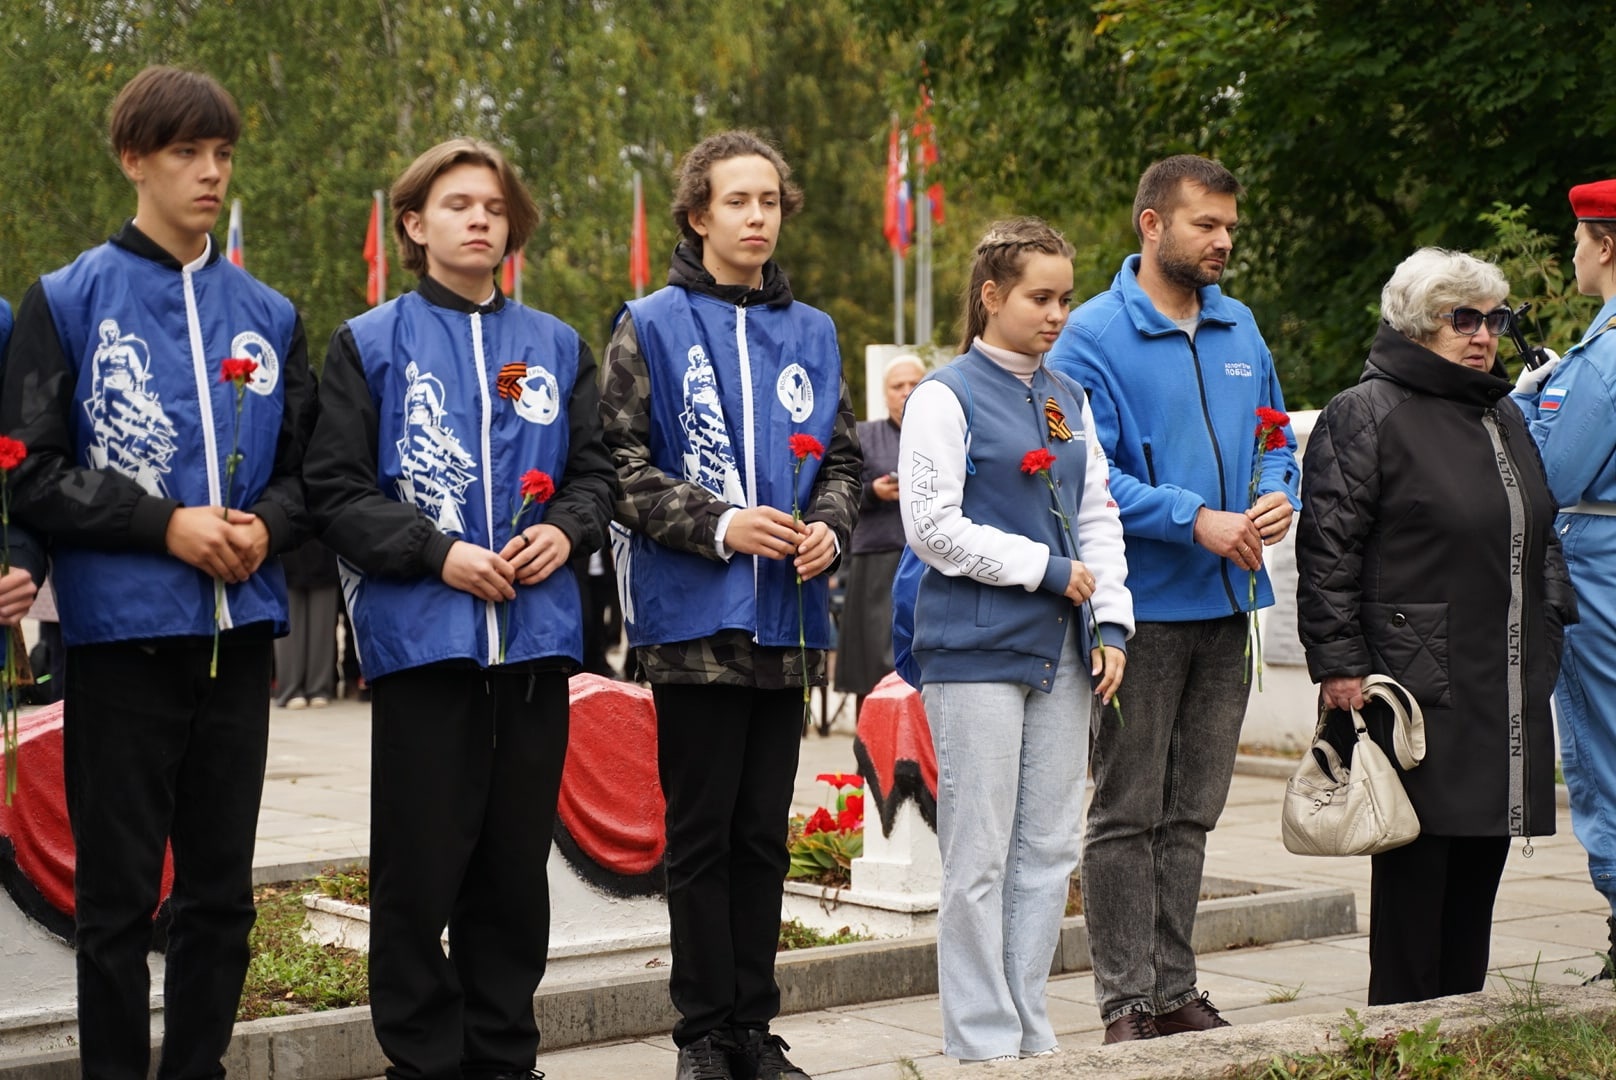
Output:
[515,250,524,306]
[916,163,931,346]
[373,189,387,306]
[889,112,905,345]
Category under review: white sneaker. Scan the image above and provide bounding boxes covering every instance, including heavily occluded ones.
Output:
[961,1056,1018,1064]
[1023,1047,1059,1058]
[309,696,331,709]
[283,696,308,710]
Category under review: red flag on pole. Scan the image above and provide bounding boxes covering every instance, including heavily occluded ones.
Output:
[883,122,911,257]
[630,171,651,295]
[364,190,387,306]
[501,249,525,303]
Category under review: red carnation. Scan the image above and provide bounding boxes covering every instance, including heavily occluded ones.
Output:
[803,807,837,836]
[1020,448,1057,475]
[219,357,258,384]
[0,438,26,473]
[788,433,825,461]
[816,771,863,789]
[520,469,555,503]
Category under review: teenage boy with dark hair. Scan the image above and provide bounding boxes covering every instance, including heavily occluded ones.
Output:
[0,65,316,1077]
[305,137,616,1080]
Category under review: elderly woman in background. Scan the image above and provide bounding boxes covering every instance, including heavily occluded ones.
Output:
[834,354,926,714]
[1296,247,1576,1006]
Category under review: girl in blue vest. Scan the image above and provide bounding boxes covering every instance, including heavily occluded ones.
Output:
[599,131,861,1080]
[305,138,616,1080]
[898,217,1133,1062]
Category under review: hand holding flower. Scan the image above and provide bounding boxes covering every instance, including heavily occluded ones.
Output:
[441,541,516,602]
[1245,490,1294,544]
[723,505,805,559]
[0,567,37,626]
[165,506,259,582]
[499,522,572,584]
[793,519,836,581]
[1062,559,1098,604]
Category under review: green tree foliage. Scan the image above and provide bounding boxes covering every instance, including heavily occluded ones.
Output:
[0,0,896,390]
[857,0,1616,405]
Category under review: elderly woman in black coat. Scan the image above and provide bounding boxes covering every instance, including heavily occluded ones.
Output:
[1296,247,1577,1006]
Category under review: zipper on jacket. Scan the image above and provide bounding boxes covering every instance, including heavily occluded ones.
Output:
[1143,441,1158,486]
[735,305,762,641]
[1184,335,1240,611]
[183,265,231,630]
[1484,408,1531,841]
[471,311,500,665]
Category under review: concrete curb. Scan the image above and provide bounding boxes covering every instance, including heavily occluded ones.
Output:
[970,983,1616,1078]
[0,877,1354,1077]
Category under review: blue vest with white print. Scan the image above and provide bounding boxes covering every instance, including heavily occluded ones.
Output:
[616,285,841,648]
[343,290,584,678]
[41,242,295,646]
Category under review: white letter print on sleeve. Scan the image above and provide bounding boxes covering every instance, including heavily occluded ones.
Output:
[395,361,476,535]
[906,451,1003,582]
[84,319,178,497]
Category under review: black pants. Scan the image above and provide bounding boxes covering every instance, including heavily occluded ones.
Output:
[653,683,803,1046]
[1368,832,1511,1005]
[65,636,272,1080]
[369,666,569,1080]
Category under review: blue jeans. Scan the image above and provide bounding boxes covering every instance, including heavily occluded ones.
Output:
[1081,616,1250,1024]
[924,630,1089,1060]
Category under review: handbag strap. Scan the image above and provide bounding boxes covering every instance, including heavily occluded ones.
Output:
[1349,674,1426,770]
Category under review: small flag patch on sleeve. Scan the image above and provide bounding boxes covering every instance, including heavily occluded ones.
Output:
[1542,386,1568,412]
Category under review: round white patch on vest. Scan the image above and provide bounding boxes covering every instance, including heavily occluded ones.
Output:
[777,363,813,422]
[231,331,280,396]
[513,365,562,425]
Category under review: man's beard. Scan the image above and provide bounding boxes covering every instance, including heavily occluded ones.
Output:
[1157,229,1223,290]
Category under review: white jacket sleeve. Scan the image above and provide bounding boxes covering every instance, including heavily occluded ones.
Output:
[898,380,1069,594]
[1074,395,1134,639]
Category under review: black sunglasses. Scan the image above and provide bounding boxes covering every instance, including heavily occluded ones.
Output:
[1435,306,1511,336]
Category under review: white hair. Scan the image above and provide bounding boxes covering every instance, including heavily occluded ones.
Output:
[883,353,927,381]
[1380,248,1510,341]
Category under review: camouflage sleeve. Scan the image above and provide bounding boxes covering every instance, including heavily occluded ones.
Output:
[805,377,862,568]
[599,315,731,560]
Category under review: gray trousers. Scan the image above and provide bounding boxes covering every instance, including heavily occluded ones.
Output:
[1081,616,1250,1024]
[273,585,339,704]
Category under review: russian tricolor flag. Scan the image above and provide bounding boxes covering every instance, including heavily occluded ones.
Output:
[226,199,244,268]
[1542,387,1567,412]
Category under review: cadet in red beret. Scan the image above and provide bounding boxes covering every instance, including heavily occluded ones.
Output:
[1511,179,1616,981]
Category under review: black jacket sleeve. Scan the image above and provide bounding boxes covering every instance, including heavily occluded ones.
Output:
[805,378,863,572]
[1295,390,1380,682]
[539,341,617,558]
[0,282,180,550]
[246,314,317,557]
[304,325,457,578]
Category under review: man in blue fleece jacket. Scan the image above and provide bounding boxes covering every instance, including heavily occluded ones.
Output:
[1048,155,1300,1044]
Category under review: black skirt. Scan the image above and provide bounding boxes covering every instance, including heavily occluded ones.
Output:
[834,548,903,696]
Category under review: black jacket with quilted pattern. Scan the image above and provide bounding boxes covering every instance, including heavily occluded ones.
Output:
[1296,323,1576,837]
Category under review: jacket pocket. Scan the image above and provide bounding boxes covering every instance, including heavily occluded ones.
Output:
[1362,601,1450,709]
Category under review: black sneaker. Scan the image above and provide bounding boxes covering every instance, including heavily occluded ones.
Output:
[491,1072,545,1080]
[676,1032,739,1080]
[734,1028,811,1080]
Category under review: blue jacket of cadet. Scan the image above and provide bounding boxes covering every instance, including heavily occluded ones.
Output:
[901,351,1132,691]
[1511,293,1616,508]
[41,242,295,645]
[1048,254,1300,621]
[616,285,840,649]
[343,291,584,677]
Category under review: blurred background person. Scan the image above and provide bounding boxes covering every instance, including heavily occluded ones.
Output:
[1297,247,1574,1005]
[835,353,925,716]
[274,537,340,709]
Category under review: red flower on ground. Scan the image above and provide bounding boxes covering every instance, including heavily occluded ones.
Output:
[803,807,837,836]
[0,438,26,472]
[788,433,825,461]
[835,792,865,831]
[815,772,863,789]
[520,469,555,503]
[1020,448,1057,475]
[219,358,258,384]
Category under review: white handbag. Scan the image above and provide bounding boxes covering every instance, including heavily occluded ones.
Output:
[1281,674,1426,857]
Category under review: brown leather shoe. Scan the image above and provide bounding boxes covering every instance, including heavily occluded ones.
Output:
[1154,991,1231,1035]
[1102,1011,1162,1043]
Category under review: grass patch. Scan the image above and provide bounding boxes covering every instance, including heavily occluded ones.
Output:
[239,877,368,1022]
[778,918,867,951]
[1265,983,1304,1004]
[1228,984,1616,1079]
[313,862,369,905]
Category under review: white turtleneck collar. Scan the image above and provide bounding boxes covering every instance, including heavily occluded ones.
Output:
[974,336,1041,386]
